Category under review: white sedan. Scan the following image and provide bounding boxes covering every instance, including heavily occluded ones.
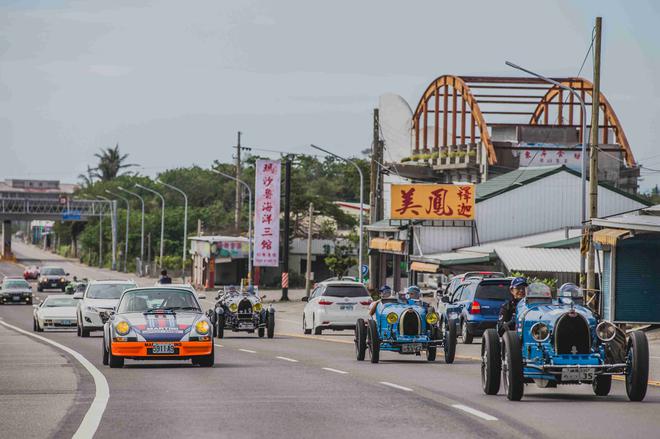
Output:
[33,295,78,331]
[302,280,372,335]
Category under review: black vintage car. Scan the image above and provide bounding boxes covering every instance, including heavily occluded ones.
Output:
[37,267,70,292]
[209,286,275,338]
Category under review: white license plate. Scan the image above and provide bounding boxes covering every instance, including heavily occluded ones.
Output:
[12,296,20,301]
[339,305,354,311]
[561,367,595,381]
[152,343,175,354]
[239,322,254,329]
[401,343,423,353]
[61,320,71,325]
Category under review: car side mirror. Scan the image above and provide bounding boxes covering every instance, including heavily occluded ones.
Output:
[441,296,450,303]
[301,296,308,302]
[197,293,206,300]
[66,273,70,276]
[73,292,83,299]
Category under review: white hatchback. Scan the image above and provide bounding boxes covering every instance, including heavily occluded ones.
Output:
[302,281,372,335]
[76,280,137,337]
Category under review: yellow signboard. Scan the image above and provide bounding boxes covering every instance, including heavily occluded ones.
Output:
[390,184,475,220]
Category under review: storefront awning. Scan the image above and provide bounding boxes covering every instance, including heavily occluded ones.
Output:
[593,228,630,246]
[410,261,440,273]
[369,238,406,253]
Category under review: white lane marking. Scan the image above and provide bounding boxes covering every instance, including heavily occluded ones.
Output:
[276,356,299,363]
[379,381,413,392]
[650,356,660,359]
[214,344,224,348]
[452,404,498,421]
[238,348,257,353]
[0,320,110,438]
[322,367,348,374]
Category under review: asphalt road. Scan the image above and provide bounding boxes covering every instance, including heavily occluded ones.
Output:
[1,242,660,439]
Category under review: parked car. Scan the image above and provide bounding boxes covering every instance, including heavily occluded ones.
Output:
[37,266,70,292]
[33,295,78,331]
[355,286,457,363]
[481,282,649,401]
[302,280,372,335]
[102,286,214,368]
[1,277,33,304]
[23,265,40,280]
[210,286,274,338]
[438,277,510,344]
[76,280,137,337]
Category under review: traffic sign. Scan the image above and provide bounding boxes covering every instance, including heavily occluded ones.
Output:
[62,210,81,221]
[361,264,369,276]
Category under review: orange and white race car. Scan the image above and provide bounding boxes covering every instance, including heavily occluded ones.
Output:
[102,287,214,368]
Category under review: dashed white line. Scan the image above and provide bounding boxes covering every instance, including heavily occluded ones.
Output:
[0,320,110,438]
[322,367,348,374]
[214,344,224,348]
[238,348,257,353]
[276,356,299,363]
[452,404,498,421]
[379,381,413,392]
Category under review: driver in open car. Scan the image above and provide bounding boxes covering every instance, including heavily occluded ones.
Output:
[497,277,528,336]
[369,285,393,316]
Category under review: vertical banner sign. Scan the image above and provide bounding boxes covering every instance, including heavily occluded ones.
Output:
[254,160,281,266]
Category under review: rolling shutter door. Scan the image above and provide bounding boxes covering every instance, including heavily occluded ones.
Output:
[614,236,660,323]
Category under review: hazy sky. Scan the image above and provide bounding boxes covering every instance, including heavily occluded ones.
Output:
[2,0,659,189]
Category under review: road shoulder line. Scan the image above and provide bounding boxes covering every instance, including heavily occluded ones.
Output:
[0,320,110,439]
[452,404,498,421]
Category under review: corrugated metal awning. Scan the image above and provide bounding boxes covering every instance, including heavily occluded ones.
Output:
[410,261,439,273]
[411,251,492,266]
[593,228,630,246]
[494,247,579,273]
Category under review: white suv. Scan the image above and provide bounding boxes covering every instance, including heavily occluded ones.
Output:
[302,280,372,335]
[76,280,137,337]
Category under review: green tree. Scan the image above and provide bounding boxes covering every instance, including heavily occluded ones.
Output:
[91,144,137,181]
[324,242,357,278]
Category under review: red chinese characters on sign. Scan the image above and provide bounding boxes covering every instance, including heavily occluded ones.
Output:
[254,160,281,267]
[425,188,453,216]
[390,184,475,220]
[394,188,423,216]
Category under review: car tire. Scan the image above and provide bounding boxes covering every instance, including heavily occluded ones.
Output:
[102,338,109,366]
[258,327,265,338]
[313,316,322,335]
[215,315,225,339]
[355,318,367,361]
[444,319,457,364]
[625,331,649,402]
[266,312,275,339]
[592,375,612,396]
[367,319,380,364]
[61,287,66,292]
[76,315,82,337]
[37,286,43,292]
[108,341,124,368]
[193,345,215,367]
[81,324,90,337]
[303,315,312,335]
[481,328,501,395]
[502,331,524,401]
[32,318,37,332]
[461,319,473,344]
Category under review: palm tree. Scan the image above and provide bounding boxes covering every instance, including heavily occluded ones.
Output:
[77,165,96,188]
[90,144,137,181]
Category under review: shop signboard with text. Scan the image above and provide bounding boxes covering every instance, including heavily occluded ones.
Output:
[390,184,475,220]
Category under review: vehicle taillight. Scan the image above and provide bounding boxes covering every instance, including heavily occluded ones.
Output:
[469,301,481,314]
[318,300,333,306]
[360,301,372,306]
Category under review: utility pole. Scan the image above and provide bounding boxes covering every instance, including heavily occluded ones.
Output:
[369,108,384,291]
[281,160,291,301]
[305,202,314,297]
[98,211,103,268]
[587,16,602,303]
[235,131,242,232]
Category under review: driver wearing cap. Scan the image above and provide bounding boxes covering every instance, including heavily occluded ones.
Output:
[369,285,393,316]
[497,277,528,336]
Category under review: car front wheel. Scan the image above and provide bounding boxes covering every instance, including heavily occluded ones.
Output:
[108,340,124,368]
[102,338,109,366]
[481,328,501,395]
[367,319,380,363]
[502,331,524,401]
[626,331,649,402]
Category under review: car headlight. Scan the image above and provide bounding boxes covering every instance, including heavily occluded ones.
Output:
[229,303,238,313]
[60,277,65,282]
[426,312,439,325]
[596,321,617,342]
[40,277,47,283]
[530,322,550,342]
[253,303,263,312]
[195,320,210,335]
[386,312,398,324]
[86,305,98,313]
[115,321,130,336]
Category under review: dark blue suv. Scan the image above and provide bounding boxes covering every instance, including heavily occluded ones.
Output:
[439,278,510,344]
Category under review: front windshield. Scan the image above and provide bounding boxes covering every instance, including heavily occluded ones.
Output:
[118,289,201,313]
[42,268,65,276]
[43,297,77,307]
[87,283,135,299]
[3,280,30,289]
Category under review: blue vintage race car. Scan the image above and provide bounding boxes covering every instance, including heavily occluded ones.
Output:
[355,287,457,364]
[481,283,649,401]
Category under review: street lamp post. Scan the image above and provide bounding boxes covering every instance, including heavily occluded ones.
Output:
[106,190,130,272]
[135,184,166,271]
[98,195,117,270]
[310,144,365,283]
[117,186,145,275]
[211,169,253,287]
[505,61,588,282]
[156,180,189,282]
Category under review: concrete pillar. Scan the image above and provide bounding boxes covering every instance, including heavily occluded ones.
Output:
[1,220,12,260]
[393,254,401,292]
